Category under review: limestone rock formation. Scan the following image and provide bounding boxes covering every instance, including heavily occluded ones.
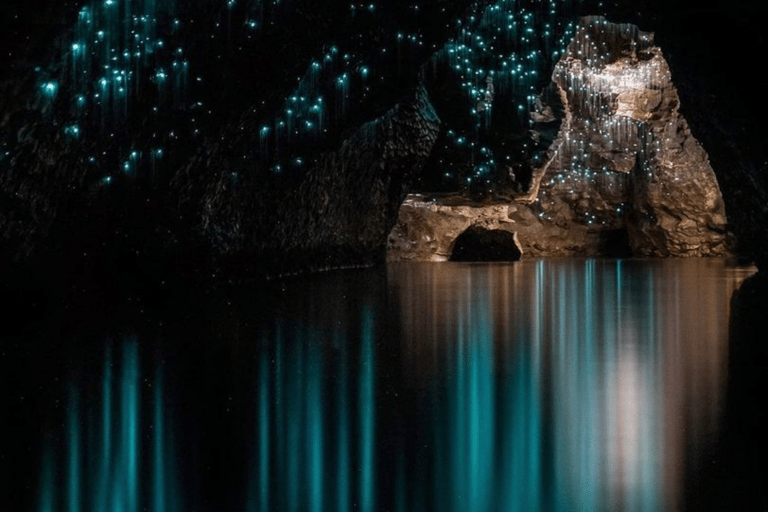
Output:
[387,194,628,261]
[523,16,730,257]
[389,17,732,262]
[450,225,522,262]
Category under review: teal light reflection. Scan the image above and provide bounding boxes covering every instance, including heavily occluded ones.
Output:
[388,259,733,511]
[359,307,376,512]
[36,340,180,512]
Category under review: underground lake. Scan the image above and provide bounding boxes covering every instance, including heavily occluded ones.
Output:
[3,258,766,511]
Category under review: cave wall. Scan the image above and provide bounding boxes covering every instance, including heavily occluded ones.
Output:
[0,0,487,283]
[175,80,440,278]
[2,0,767,283]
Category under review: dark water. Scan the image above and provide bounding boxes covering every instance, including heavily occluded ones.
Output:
[2,259,766,511]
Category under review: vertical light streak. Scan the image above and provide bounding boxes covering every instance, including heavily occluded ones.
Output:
[122,341,140,512]
[580,259,598,507]
[307,340,324,512]
[274,326,286,511]
[38,443,55,512]
[257,350,270,512]
[336,331,350,512]
[153,365,165,512]
[359,307,375,512]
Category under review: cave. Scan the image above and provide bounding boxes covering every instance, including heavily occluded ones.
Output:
[1,0,767,510]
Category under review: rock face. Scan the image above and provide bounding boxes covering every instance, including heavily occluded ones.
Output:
[388,194,631,261]
[522,16,730,257]
[177,81,440,277]
[450,225,522,262]
[0,0,486,282]
[389,17,733,262]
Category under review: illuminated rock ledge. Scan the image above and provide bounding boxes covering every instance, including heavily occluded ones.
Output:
[388,194,620,261]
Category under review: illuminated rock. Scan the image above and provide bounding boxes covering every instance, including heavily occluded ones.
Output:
[523,16,731,257]
[387,194,627,261]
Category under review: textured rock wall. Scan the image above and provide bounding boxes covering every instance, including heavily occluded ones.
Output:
[388,194,620,261]
[389,17,732,262]
[0,0,485,282]
[519,16,730,257]
[178,81,440,277]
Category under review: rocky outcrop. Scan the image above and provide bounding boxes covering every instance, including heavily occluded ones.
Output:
[522,16,730,257]
[450,225,522,262]
[388,194,628,261]
[389,18,734,262]
[177,80,440,277]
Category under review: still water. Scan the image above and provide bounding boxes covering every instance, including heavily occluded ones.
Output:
[2,259,763,511]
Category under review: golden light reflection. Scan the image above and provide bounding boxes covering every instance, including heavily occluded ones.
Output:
[388,259,753,510]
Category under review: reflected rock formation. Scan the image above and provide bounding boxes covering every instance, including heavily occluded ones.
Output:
[390,260,745,510]
[19,259,759,511]
[694,272,768,510]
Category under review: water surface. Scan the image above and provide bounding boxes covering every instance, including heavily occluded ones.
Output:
[1,258,761,511]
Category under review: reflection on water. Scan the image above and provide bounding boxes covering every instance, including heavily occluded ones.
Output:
[36,341,181,512]
[3,259,757,511]
[392,259,746,511]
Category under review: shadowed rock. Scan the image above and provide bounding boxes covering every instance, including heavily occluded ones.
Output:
[449,225,522,262]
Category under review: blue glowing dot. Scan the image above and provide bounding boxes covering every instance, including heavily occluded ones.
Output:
[102,176,112,184]
[360,66,369,78]
[64,125,80,138]
[41,81,58,97]
[260,126,270,136]
[105,0,115,6]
